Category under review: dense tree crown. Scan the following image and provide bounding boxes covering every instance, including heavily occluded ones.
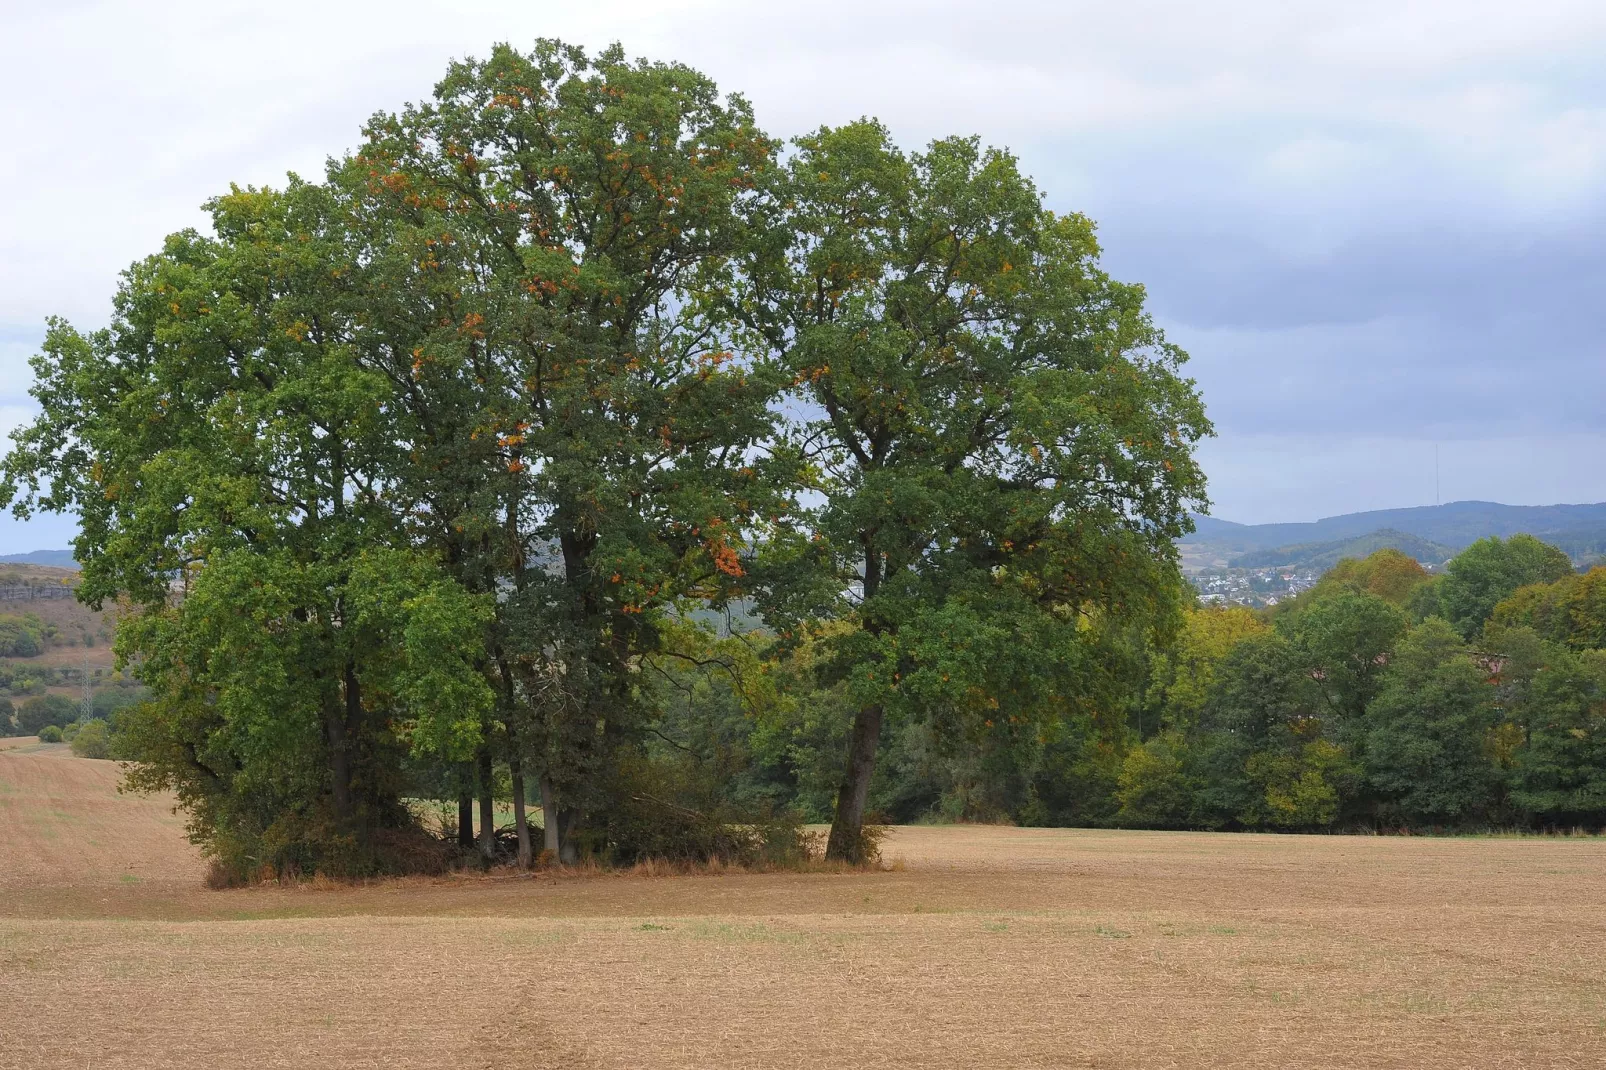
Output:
[0,40,1209,873]
[12,39,1598,877]
[749,121,1208,858]
[1435,534,1574,639]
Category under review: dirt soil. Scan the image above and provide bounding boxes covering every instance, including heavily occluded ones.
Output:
[2,749,1604,1069]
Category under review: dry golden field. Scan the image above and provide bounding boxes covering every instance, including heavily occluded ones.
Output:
[3,743,1605,1069]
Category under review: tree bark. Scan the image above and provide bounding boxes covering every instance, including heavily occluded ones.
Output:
[456,782,474,849]
[538,772,560,860]
[327,699,352,825]
[476,747,495,864]
[557,806,579,865]
[510,757,532,869]
[328,662,363,828]
[825,703,884,863]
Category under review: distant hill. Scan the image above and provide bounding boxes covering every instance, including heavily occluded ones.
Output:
[1186,514,1249,538]
[1185,501,1606,565]
[1228,528,1455,571]
[0,550,77,569]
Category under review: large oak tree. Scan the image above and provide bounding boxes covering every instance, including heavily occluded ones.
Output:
[340,40,790,860]
[751,122,1210,860]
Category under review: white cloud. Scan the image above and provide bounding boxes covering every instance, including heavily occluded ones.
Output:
[1,0,1601,548]
[1197,432,1606,525]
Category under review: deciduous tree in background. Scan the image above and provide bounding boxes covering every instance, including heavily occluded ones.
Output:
[1365,618,1502,825]
[1311,547,1430,606]
[1491,567,1606,652]
[1437,534,1574,640]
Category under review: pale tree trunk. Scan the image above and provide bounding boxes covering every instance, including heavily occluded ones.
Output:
[476,747,495,864]
[539,772,560,859]
[510,757,532,869]
[825,703,884,863]
[557,807,579,865]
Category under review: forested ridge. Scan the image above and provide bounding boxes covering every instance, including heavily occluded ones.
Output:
[6,42,1599,885]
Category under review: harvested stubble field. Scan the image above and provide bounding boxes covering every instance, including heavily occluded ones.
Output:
[2,745,1604,1069]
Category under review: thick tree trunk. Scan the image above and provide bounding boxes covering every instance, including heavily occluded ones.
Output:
[456,785,474,849]
[557,807,579,865]
[538,772,560,861]
[328,662,363,828]
[555,809,581,867]
[476,747,495,864]
[510,758,532,869]
[327,702,352,825]
[825,703,885,863]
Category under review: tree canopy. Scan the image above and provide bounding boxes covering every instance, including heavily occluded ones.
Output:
[0,40,1210,875]
[1437,534,1574,639]
[750,120,1209,858]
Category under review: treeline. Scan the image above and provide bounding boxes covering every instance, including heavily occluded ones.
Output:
[1,687,145,736]
[460,534,1606,836]
[0,659,134,698]
[0,41,1206,879]
[692,536,1598,832]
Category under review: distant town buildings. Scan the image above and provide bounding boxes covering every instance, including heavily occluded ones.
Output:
[1189,565,1322,608]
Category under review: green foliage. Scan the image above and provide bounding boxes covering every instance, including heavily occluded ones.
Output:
[1280,590,1407,728]
[17,693,76,735]
[12,35,1599,866]
[1310,547,1433,606]
[3,163,494,878]
[753,119,1209,856]
[646,550,1605,836]
[1245,739,1350,828]
[1490,567,1606,652]
[1506,648,1606,824]
[1146,606,1269,730]
[0,696,12,734]
[1406,576,1443,624]
[116,547,493,879]
[0,614,45,657]
[91,686,146,720]
[1364,618,1502,825]
[1115,731,1191,827]
[37,724,63,743]
[344,40,790,853]
[581,753,816,868]
[70,718,111,759]
[1183,630,1358,830]
[1437,534,1573,639]
[1022,716,1126,827]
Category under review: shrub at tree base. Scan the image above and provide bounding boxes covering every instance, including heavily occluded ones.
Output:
[586,756,820,869]
[37,725,63,742]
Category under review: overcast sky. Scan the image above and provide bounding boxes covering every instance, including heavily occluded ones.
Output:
[2,0,1603,551]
